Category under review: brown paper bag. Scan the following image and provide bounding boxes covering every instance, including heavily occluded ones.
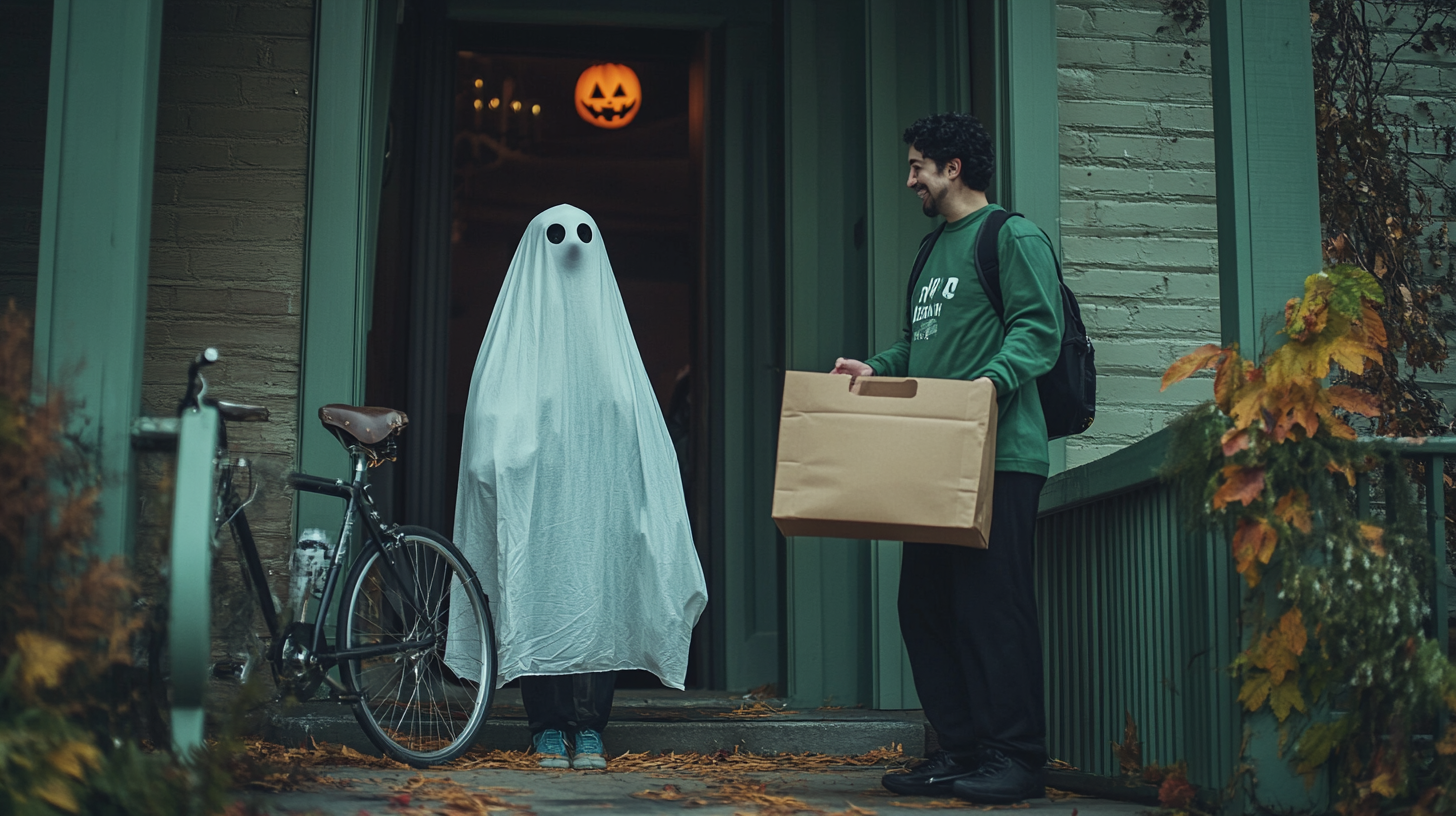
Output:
[771,371,998,548]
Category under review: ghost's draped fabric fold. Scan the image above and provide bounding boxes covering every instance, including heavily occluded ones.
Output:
[444,203,707,690]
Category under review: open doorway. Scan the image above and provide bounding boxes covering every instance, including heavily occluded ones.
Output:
[370,20,711,689]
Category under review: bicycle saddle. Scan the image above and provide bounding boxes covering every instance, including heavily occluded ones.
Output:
[319,404,409,447]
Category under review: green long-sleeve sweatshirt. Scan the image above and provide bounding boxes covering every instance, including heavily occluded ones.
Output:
[864,204,1062,476]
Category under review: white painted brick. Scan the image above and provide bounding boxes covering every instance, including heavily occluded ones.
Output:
[1080,8,1178,40]
[1129,42,1211,70]
[1066,200,1218,232]
[1163,271,1220,301]
[1061,132,1215,166]
[1061,166,1155,195]
[1061,235,1218,269]
[1058,5,1094,34]
[1067,268,1169,298]
[1059,100,1157,130]
[1078,68,1213,103]
[1058,37,1135,67]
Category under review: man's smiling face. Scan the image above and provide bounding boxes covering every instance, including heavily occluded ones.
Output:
[906,146,959,218]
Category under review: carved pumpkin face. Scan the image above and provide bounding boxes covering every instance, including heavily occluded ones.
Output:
[575,63,641,129]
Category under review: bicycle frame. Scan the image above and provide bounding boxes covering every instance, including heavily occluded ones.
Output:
[223,450,441,671]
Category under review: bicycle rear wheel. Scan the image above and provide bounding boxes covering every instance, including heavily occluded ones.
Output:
[337,525,496,766]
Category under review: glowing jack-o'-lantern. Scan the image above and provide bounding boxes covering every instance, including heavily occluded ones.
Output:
[575,63,641,129]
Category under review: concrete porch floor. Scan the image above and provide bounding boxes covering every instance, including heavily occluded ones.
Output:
[262,687,930,758]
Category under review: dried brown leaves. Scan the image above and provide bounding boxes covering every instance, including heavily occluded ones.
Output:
[715,702,801,719]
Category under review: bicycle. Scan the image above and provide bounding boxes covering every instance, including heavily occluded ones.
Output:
[173,347,497,766]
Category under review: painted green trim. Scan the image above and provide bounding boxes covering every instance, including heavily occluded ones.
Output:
[169,405,219,752]
[33,0,163,560]
[860,0,973,711]
[1210,3,1323,808]
[1212,0,1321,358]
[1038,428,1169,515]
[1000,0,1066,476]
[297,0,396,538]
[714,19,785,694]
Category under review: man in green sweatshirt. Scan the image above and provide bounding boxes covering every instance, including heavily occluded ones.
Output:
[832,112,1061,804]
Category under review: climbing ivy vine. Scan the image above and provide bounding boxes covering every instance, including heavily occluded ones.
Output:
[1162,266,1456,814]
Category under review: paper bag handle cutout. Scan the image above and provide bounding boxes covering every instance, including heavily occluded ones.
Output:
[850,377,919,399]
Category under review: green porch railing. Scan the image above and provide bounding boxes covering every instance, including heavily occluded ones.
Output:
[1035,431,1454,791]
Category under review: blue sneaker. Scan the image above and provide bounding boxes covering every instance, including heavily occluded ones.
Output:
[571,729,607,770]
[532,729,569,768]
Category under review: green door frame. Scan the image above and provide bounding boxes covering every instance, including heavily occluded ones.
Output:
[295,0,397,539]
[1209,0,1323,810]
[445,1,784,694]
[33,0,164,560]
[307,0,784,692]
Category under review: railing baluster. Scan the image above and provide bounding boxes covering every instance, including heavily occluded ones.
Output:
[1428,456,1448,650]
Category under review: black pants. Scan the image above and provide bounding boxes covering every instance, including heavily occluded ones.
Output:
[899,471,1047,768]
[519,672,616,735]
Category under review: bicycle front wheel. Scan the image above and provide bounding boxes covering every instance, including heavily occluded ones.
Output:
[337,526,496,766]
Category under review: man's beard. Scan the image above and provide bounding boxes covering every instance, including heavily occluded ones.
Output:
[919,187,941,217]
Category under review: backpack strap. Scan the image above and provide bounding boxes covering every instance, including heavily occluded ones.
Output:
[973,209,1014,319]
[904,222,947,316]
[973,209,1064,321]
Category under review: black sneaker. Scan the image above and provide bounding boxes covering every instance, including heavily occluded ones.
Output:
[950,749,1045,804]
[881,749,987,797]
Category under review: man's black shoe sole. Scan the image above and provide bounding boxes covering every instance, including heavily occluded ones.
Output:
[950,783,1045,804]
[882,772,980,798]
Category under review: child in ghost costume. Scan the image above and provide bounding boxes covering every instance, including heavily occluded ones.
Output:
[446,204,708,770]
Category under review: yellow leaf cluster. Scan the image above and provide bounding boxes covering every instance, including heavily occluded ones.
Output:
[1161,268,1387,444]
[1240,610,1310,722]
[15,631,77,693]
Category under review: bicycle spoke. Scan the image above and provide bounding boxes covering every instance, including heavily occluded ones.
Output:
[342,532,493,765]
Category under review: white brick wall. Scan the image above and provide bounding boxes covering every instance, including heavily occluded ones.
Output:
[1057,0,1222,467]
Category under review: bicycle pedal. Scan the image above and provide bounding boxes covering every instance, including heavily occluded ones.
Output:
[329,692,362,703]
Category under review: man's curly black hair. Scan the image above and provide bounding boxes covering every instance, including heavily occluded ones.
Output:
[902,112,995,191]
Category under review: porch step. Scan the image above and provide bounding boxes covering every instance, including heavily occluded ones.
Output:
[259,688,927,759]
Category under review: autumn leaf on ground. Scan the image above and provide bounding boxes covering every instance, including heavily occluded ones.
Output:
[1213,465,1266,510]
[1110,712,1142,776]
[1161,344,1226,391]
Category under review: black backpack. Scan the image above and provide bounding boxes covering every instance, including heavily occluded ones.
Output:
[906,210,1096,439]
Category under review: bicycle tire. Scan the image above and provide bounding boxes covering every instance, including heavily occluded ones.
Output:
[336,525,497,766]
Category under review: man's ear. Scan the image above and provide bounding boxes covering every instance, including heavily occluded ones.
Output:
[943,157,962,181]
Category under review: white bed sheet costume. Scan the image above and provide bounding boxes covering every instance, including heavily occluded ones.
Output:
[445,204,708,690]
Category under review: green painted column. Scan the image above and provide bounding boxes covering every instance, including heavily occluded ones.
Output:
[32,0,164,560]
[1212,0,1321,356]
[783,0,874,709]
[862,0,971,710]
[1210,1,1323,810]
[296,0,396,538]
[1001,0,1065,475]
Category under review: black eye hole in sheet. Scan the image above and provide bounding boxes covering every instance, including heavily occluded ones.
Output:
[547,223,566,244]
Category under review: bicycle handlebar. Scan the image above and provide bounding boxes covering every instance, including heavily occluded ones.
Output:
[178,347,220,414]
